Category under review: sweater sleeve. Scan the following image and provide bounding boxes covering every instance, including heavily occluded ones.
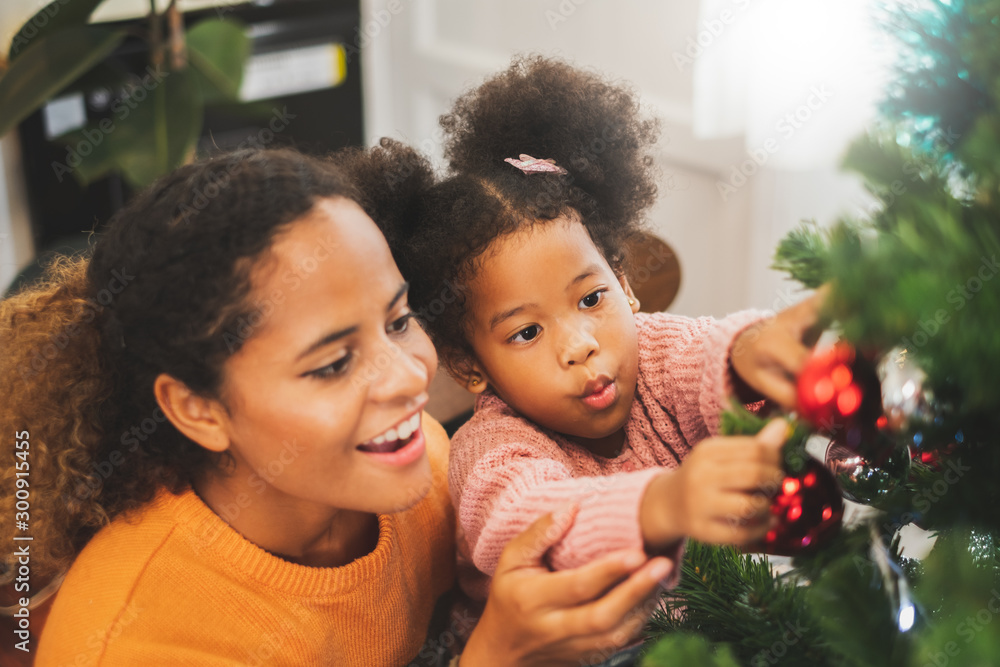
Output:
[458,442,680,581]
[637,310,771,441]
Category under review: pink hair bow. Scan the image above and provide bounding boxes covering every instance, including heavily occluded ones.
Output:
[503,154,568,175]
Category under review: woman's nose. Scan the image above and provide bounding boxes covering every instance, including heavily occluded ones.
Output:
[367,341,429,403]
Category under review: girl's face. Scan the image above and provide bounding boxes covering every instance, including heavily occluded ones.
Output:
[214,198,438,515]
[463,215,641,450]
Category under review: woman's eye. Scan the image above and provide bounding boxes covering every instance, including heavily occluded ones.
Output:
[387,312,415,335]
[509,325,540,343]
[579,290,605,309]
[309,352,353,379]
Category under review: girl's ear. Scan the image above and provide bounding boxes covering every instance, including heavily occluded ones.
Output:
[444,356,489,395]
[618,274,641,314]
[154,374,231,453]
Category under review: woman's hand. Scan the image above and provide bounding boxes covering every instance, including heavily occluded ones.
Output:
[730,285,830,410]
[461,506,673,667]
[640,419,788,548]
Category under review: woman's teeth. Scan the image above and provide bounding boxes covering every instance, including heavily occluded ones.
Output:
[360,413,421,452]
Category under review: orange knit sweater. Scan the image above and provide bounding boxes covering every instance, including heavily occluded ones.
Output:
[36,415,455,666]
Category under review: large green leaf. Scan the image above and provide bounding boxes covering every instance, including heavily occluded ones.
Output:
[186,19,250,103]
[105,68,203,188]
[0,26,127,137]
[8,0,110,62]
[54,123,119,185]
[53,68,203,188]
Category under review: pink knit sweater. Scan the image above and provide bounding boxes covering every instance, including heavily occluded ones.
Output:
[450,310,767,600]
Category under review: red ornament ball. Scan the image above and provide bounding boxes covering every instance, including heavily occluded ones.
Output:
[749,458,845,556]
[797,343,882,449]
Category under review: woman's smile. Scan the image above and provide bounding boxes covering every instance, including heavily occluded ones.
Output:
[357,409,429,467]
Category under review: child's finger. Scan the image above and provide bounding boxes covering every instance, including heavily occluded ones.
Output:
[711,491,773,524]
[527,548,649,606]
[786,286,829,335]
[756,418,789,447]
[749,371,798,410]
[714,461,786,493]
[772,332,813,376]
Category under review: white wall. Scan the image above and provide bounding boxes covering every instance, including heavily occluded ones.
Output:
[0,1,40,291]
[2,0,872,309]
[360,0,871,319]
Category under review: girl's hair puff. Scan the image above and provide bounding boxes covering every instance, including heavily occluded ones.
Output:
[1,148,357,580]
[380,55,660,372]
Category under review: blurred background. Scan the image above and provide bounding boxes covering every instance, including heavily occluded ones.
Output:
[0,0,900,422]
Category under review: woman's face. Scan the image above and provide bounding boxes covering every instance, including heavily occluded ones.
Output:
[214,197,438,515]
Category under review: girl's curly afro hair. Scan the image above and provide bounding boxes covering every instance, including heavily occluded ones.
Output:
[367,55,661,373]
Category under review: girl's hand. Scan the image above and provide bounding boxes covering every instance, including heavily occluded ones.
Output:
[730,285,830,410]
[461,506,673,667]
[640,419,788,548]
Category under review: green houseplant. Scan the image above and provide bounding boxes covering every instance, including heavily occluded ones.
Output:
[0,0,250,188]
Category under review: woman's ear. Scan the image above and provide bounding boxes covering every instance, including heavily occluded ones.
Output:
[618,274,641,314]
[444,356,489,395]
[154,374,231,453]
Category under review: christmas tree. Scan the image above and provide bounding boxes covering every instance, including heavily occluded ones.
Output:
[642,1,1000,665]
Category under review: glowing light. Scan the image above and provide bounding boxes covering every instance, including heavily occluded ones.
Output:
[787,506,803,521]
[692,0,895,172]
[803,472,816,487]
[831,364,853,389]
[801,536,812,547]
[877,415,888,429]
[814,378,835,403]
[783,478,800,495]
[822,507,833,521]
[898,604,916,632]
[837,386,862,415]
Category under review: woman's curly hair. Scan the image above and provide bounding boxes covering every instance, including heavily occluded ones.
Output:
[0,148,358,580]
[368,55,661,373]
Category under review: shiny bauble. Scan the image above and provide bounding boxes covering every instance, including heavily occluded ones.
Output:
[878,348,936,431]
[797,343,883,449]
[749,458,845,556]
[824,438,911,505]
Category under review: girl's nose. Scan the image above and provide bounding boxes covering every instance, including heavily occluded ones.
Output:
[559,322,599,367]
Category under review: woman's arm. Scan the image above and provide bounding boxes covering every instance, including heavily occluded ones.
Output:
[460,507,673,667]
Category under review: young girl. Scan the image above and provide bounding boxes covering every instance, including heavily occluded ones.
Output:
[1,147,671,665]
[369,57,824,601]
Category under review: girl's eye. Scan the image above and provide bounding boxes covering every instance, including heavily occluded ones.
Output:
[308,352,354,379]
[579,290,605,309]
[387,312,415,335]
[509,325,540,343]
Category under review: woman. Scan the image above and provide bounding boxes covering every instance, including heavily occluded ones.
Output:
[0,147,669,665]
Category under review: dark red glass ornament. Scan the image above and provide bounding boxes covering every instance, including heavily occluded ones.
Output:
[749,458,845,556]
[797,343,882,451]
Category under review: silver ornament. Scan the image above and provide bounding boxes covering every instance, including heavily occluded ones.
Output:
[824,439,910,505]
[878,347,935,431]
